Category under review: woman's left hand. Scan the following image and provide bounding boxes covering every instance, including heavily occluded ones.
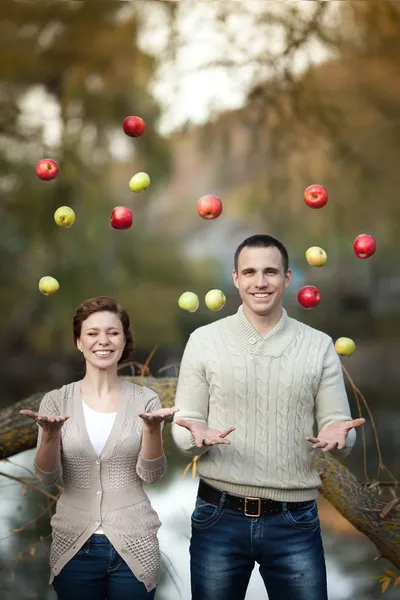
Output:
[138,407,180,429]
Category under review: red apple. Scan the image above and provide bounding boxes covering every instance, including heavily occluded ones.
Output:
[197,195,223,220]
[36,158,59,181]
[304,184,328,209]
[353,234,376,259]
[123,116,146,137]
[110,206,133,230]
[297,285,321,309]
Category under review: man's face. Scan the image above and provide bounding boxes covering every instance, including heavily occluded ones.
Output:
[232,246,292,317]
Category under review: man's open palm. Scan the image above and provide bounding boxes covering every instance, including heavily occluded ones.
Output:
[306,417,366,452]
[174,417,235,448]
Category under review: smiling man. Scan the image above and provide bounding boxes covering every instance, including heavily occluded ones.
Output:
[172,234,365,600]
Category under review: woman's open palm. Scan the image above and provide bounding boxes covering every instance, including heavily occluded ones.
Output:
[20,409,69,437]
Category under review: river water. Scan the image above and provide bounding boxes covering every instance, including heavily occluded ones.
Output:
[0,423,398,600]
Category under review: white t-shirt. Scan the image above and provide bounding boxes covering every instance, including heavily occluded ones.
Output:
[82,400,117,533]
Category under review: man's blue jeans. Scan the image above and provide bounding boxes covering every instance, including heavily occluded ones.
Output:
[190,491,328,600]
[53,534,156,599]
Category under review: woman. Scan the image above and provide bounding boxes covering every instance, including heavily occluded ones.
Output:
[20,296,178,599]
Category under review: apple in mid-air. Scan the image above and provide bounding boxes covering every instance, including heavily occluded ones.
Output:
[36,158,59,181]
[54,206,75,228]
[303,184,328,209]
[110,206,133,229]
[129,172,151,193]
[197,195,223,220]
[353,234,376,259]
[178,292,199,313]
[305,246,327,267]
[123,116,146,137]
[297,285,321,308]
[335,337,356,357]
[205,289,226,311]
[39,276,59,296]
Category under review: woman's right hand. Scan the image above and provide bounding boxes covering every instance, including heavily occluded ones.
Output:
[20,409,69,439]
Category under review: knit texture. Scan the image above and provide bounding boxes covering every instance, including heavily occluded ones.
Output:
[171,305,356,502]
[33,379,166,593]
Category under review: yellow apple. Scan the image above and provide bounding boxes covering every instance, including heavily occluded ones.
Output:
[205,289,226,311]
[54,206,75,228]
[335,337,356,357]
[305,246,327,267]
[38,276,60,296]
[129,172,151,192]
[178,291,199,313]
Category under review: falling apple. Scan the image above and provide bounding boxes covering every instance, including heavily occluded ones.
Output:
[353,234,376,259]
[36,158,59,181]
[129,172,151,193]
[123,116,146,137]
[304,184,328,209]
[197,195,223,220]
[335,337,356,357]
[178,292,199,313]
[110,206,133,230]
[205,289,226,311]
[297,285,321,309]
[39,276,59,296]
[54,206,75,228]
[305,246,327,267]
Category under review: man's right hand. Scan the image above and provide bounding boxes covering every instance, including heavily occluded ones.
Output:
[174,417,235,448]
[20,410,69,439]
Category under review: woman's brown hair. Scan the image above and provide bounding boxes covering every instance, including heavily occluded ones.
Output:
[73,296,133,363]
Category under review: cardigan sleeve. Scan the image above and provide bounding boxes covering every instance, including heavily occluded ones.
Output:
[315,340,357,458]
[33,391,63,486]
[136,392,167,483]
[171,332,211,458]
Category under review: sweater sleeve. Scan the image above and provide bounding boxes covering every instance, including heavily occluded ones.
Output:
[171,332,211,458]
[136,392,167,483]
[315,340,357,458]
[33,391,63,486]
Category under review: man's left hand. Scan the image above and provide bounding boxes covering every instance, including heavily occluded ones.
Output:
[306,418,366,452]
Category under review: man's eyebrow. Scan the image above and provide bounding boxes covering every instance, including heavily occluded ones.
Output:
[240,266,279,272]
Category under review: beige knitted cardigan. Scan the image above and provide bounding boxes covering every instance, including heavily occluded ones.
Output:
[33,379,166,593]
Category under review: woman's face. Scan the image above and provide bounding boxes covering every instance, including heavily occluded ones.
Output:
[77,311,126,369]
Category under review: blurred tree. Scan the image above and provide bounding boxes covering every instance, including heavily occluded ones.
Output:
[0,0,217,402]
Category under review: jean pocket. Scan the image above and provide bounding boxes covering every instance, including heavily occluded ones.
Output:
[282,501,320,529]
[191,496,223,530]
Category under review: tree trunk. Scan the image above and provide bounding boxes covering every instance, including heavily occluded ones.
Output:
[1,377,399,569]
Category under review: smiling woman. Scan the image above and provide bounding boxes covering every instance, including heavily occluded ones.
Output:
[19,295,179,600]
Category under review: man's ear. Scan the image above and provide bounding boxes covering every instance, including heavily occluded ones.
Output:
[285,269,292,288]
[232,269,239,289]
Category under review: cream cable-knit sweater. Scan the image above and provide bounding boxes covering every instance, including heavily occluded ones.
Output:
[172,305,356,502]
[33,379,166,593]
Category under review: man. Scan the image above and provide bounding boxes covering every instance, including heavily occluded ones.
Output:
[171,234,365,600]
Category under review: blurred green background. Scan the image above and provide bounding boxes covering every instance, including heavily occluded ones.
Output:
[0,1,399,599]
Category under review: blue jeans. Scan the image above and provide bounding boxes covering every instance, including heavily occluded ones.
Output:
[53,534,156,599]
[190,491,328,600]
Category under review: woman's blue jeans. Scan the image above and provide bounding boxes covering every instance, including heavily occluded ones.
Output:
[53,534,156,599]
[190,492,328,600]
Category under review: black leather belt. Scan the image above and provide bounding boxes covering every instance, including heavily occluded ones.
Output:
[198,480,314,517]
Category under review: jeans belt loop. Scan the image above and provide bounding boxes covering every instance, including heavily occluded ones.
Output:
[282,501,288,513]
[219,490,227,509]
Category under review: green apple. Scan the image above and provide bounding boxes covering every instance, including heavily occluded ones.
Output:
[335,337,356,357]
[305,246,327,267]
[129,172,151,193]
[205,289,226,311]
[178,291,199,313]
[54,206,75,228]
[38,276,59,296]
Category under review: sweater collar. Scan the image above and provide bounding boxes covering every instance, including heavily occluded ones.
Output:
[229,304,298,357]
